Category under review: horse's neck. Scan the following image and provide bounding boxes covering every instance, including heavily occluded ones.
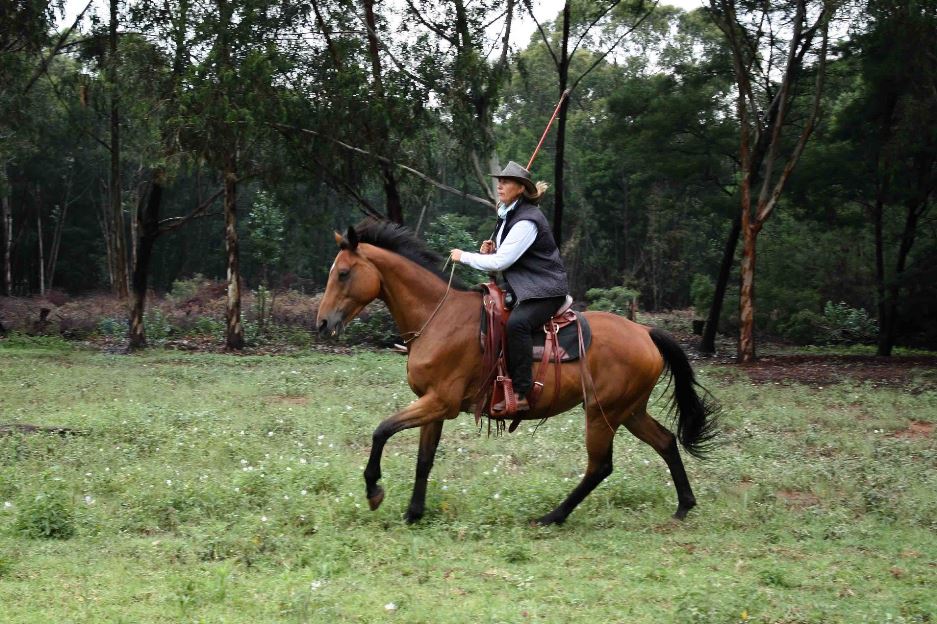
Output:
[364,245,469,337]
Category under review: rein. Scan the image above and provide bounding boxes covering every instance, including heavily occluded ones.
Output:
[400,259,457,345]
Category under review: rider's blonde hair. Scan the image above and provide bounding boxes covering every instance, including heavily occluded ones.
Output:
[523,181,549,205]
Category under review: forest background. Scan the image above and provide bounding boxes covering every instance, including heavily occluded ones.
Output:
[0,0,934,359]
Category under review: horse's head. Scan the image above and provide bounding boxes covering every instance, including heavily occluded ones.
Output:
[316,227,382,337]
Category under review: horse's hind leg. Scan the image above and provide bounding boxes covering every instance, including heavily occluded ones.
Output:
[535,411,616,527]
[623,411,697,520]
[404,420,444,524]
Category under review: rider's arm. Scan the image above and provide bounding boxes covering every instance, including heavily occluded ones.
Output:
[460,220,537,272]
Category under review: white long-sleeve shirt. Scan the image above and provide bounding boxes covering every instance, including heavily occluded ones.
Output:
[460,204,538,272]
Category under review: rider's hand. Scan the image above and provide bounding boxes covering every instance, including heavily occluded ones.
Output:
[480,240,495,254]
[450,249,463,263]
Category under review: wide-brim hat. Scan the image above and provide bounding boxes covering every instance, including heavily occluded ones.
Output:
[490,161,537,195]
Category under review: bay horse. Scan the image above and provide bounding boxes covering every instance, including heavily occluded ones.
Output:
[317,220,718,526]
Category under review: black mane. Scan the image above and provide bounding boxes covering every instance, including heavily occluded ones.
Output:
[353,218,470,290]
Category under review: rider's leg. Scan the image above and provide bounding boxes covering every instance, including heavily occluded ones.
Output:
[505,295,567,398]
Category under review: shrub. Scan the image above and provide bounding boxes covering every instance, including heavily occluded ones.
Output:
[690,274,714,316]
[169,274,211,303]
[424,213,488,285]
[144,307,173,342]
[820,301,878,344]
[97,316,126,339]
[342,302,398,347]
[778,309,824,345]
[14,489,76,539]
[585,286,639,316]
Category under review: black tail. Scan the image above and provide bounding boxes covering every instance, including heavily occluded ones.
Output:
[649,328,720,459]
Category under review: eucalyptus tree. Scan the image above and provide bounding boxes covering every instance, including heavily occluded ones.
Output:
[524,0,659,244]
[171,0,298,349]
[707,0,840,362]
[1,0,61,295]
[831,0,937,355]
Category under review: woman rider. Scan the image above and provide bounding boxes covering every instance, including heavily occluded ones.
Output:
[449,161,569,412]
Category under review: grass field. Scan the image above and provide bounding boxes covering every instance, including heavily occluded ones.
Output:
[1,336,935,623]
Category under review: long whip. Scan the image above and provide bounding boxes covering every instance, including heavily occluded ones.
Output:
[488,88,572,243]
[526,88,572,170]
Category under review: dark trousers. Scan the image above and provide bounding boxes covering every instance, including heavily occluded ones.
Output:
[505,295,567,396]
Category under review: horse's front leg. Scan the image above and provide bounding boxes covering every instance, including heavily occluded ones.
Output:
[364,394,449,511]
[404,420,444,524]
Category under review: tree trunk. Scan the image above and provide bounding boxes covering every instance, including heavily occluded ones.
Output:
[128,175,163,350]
[47,200,68,294]
[362,0,403,224]
[737,220,757,362]
[223,156,245,350]
[109,0,129,299]
[36,201,44,296]
[552,1,571,246]
[699,212,741,353]
[873,192,888,356]
[2,192,12,296]
[879,197,924,356]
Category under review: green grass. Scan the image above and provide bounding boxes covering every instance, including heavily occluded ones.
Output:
[0,340,935,623]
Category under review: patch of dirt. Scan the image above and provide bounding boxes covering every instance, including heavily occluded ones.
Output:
[716,354,937,389]
[775,489,821,509]
[889,420,934,439]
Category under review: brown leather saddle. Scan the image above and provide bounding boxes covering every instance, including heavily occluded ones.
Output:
[475,281,590,433]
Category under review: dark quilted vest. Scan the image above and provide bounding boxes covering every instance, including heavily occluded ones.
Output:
[498,201,569,302]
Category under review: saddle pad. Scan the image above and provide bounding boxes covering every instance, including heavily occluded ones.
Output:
[532,313,591,362]
[479,307,592,362]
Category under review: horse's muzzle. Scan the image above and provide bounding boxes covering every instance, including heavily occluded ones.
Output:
[316,313,345,338]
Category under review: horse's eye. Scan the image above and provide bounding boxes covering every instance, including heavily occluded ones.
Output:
[338,269,351,282]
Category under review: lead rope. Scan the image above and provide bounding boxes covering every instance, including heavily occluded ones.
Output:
[401,259,456,345]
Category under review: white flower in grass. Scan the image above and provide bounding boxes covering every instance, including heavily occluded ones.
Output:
[84,495,95,505]
[384,603,397,612]
[3,501,12,509]
[261,515,268,523]
[310,580,324,591]
[166,479,172,486]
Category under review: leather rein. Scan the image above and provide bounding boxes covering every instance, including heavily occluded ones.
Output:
[400,259,457,345]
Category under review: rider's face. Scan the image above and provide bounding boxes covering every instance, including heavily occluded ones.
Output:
[496,178,524,205]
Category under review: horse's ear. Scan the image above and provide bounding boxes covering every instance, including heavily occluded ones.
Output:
[334,231,344,247]
[345,226,359,252]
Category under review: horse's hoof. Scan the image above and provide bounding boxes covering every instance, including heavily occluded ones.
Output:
[532,513,564,527]
[673,500,696,520]
[404,508,423,524]
[368,487,385,511]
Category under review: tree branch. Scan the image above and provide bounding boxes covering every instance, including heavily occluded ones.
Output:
[158,188,224,234]
[23,0,94,95]
[403,0,458,45]
[523,0,560,69]
[756,7,831,225]
[271,123,496,210]
[569,0,623,63]
[569,0,659,94]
